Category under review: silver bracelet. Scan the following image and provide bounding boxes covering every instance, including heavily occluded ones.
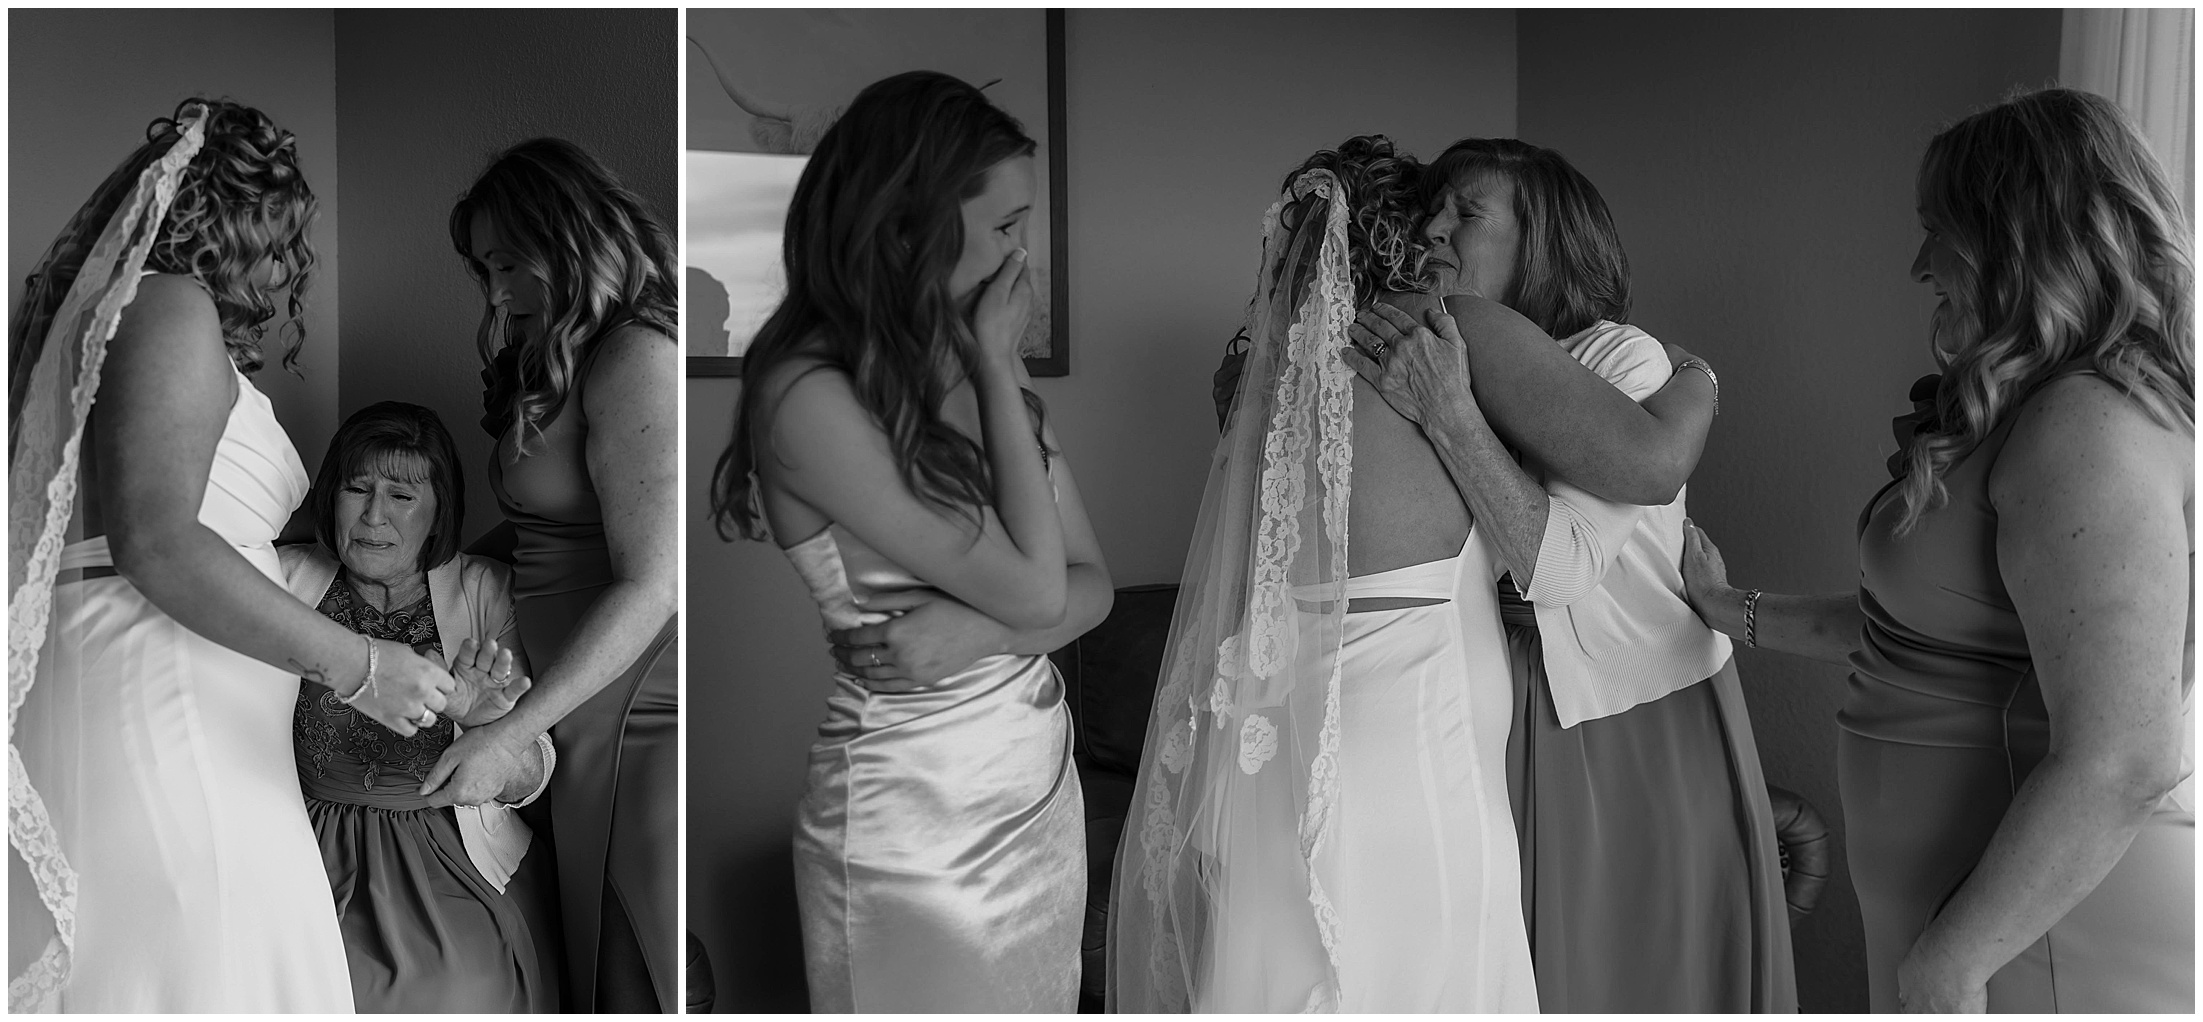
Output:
[1674,357,1719,415]
[337,635,379,706]
[1743,588,1765,649]
[500,733,558,809]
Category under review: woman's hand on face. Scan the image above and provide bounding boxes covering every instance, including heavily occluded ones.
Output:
[1342,303,1476,430]
[448,636,532,727]
[971,247,1035,366]
[351,640,456,737]
[418,723,540,808]
[825,589,1009,692]
[1679,519,1736,617]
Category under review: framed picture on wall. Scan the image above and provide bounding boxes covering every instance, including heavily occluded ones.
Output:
[685,8,1069,378]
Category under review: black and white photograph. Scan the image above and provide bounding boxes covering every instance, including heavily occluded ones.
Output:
[8,8,677,1013]
[684,7,1069,377]
[685,7,2192,1016]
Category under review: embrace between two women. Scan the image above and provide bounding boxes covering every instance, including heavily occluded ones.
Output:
[717,72,2190,1015]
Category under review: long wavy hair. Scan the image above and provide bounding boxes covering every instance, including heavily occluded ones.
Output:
[10,98,317,426]
[451,138,678,452]
[1421,137,1630,338]
[1895,87,2194,533]
[710,70,1047,542]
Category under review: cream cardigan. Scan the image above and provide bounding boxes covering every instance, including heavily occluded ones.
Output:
[278,543,543,892]
[1516,321,1733,727]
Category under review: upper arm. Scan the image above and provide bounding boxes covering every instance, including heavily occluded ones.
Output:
[758,365,1070,623]
[1524,329,1668,602]
[1443,296,1690,504]
[581,326,679,591]
[1036,418,1110,585]
[95,275,237,554]
[1992,377,2191,773]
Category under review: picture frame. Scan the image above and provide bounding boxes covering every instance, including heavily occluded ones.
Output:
[685,9,1069,378]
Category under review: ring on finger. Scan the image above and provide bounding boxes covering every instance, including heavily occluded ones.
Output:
[412,709,438,728]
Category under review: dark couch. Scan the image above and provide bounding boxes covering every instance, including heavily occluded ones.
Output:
[1050,583,1829,1011]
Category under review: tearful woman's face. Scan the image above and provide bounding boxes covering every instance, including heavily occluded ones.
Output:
[946,155,1037,304]
[469,211,550,339]
[1422,173,1522,305]
[334,453,438,585]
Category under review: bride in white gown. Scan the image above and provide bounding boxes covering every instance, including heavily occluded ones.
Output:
[1109,138,1537,1012]
[9,100,462,1012]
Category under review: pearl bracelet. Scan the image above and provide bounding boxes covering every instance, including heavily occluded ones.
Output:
[337,635,379,706]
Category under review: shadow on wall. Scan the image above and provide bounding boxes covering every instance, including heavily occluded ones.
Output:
[687,266,733,356]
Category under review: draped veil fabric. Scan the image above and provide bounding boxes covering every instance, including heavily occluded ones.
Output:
[8,110,208,1012]
[1109,170,1357,1012]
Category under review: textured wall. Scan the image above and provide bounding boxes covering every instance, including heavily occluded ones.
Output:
[1516,9,2062,1011]
[685,9,1520,1010]
[333,8,676,543]
[9,9,342,471]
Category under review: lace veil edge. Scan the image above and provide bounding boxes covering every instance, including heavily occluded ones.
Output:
[8,107,207,1012]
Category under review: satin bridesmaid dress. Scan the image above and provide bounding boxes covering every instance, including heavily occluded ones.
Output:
[779,517,1086,1012]
[1846,384,2193,1013]
[487,337,679,1011]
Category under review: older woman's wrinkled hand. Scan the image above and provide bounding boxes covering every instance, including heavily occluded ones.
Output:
[1341,302,1478,431]
[448,636,531,727]
[418,722,542,808]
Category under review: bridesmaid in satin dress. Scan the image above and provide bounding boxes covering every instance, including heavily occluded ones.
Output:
[709,71,1112,1012]
[1684,88,2192,1013]
[421,139,680,1012]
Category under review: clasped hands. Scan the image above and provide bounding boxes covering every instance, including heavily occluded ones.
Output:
[412,636,547,808]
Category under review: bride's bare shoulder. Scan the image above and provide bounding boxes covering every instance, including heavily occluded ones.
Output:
[115,273,220,344]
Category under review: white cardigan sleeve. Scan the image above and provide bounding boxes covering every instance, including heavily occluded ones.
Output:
[1522,324,1674,607]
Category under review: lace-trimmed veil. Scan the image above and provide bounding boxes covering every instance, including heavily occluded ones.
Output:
[1108,169,1357,1012]
[8,107,208,1012]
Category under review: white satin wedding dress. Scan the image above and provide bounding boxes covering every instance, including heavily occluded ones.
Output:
[21,358,353,1011]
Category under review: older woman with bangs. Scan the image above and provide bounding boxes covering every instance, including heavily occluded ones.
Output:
[421,138,680,1012]
[281,401,559,1012]
[1684,88,2192,1013]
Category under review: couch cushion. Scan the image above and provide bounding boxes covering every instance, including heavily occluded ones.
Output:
[1052,583,1179,780]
